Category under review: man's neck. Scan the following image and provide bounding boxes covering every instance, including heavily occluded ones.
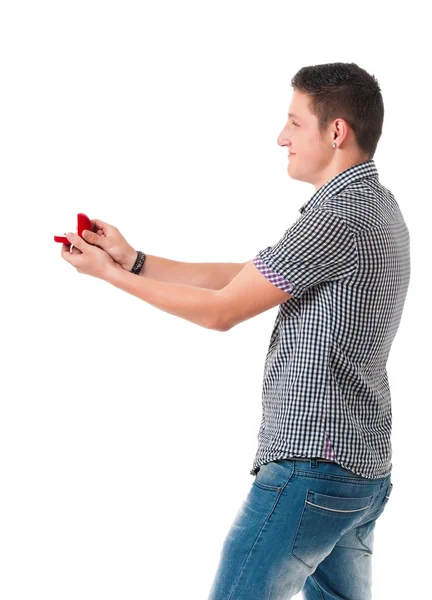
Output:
[312,154,371,191]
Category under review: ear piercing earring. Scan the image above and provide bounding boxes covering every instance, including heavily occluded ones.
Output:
[333,142,337,148]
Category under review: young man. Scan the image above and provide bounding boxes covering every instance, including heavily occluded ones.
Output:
[62,62,410,599]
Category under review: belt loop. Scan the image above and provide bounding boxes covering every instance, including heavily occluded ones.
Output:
[310,457,318,468]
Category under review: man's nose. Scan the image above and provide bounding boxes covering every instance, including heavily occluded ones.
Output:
[277,131,290,147]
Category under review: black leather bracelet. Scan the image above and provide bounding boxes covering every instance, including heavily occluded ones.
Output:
[130,250,146,275]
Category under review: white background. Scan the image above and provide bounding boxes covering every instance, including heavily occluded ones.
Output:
[0,1,428,598]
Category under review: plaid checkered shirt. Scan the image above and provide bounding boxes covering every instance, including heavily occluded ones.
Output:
[251,159,411,479]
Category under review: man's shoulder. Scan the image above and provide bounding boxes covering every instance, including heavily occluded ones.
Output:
[318,180,395,232]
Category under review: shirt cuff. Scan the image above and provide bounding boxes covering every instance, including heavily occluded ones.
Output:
[253,255,295,294]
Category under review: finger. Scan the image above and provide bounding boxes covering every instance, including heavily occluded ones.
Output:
[82,228,105,246]
[92,219,107,230]
[61,243,73,262]
[66,232,84,249]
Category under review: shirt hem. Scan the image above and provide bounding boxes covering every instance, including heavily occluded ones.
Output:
[250,452,392,480]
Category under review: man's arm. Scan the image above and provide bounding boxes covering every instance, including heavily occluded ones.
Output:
[124,249,251,290]
[106,268,224,330]
[215,261,293,331]
[104,259,291,331]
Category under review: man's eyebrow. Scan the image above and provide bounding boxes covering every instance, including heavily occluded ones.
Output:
[288,112,302,121]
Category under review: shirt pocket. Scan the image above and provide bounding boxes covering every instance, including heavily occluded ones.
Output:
[291,490,374,569]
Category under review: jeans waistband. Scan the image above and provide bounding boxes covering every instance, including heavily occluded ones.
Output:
[290,457,336,463]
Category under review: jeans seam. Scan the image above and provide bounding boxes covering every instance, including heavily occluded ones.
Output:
[310,573,326,600]
[228,468,295,599]
[227,492,281,600]
[356,525,374,554]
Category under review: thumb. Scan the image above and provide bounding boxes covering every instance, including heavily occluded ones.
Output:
[91,219,107,230]
[67,232,84,249]
[82,229,104,246]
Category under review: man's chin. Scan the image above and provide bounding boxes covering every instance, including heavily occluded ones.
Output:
[287,163,297,178]
[287,165,305,183]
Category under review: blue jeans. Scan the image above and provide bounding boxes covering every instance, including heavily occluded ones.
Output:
[207,458,393,600]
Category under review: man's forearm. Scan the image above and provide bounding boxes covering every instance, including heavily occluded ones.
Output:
[105,267,222,330]
[124,251,248,290]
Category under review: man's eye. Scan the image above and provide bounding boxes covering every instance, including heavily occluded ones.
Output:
[292,121,299,127]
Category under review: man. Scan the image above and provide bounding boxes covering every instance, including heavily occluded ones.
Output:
[62,62,410,599]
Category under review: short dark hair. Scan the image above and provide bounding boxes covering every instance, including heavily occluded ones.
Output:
[291,62,384,159]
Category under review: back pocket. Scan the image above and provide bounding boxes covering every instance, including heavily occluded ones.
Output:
[291,490,373,569]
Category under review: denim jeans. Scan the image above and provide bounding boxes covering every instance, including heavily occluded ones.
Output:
[207,458,393,600]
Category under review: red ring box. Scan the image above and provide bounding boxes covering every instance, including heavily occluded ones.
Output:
[54,213,92,244]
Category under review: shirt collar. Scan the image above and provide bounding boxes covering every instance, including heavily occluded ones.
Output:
[299,159,379,215]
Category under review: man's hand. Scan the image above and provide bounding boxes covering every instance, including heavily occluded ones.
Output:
[81,219,137,271]
[61,232,123,280]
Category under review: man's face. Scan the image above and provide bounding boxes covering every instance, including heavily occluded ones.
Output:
[277,90,334,189]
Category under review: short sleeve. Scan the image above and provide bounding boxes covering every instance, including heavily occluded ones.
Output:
[253,209,358,298]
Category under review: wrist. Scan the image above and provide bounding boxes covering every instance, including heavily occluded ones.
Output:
[130,250,146,275]
[121,249,139,272]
